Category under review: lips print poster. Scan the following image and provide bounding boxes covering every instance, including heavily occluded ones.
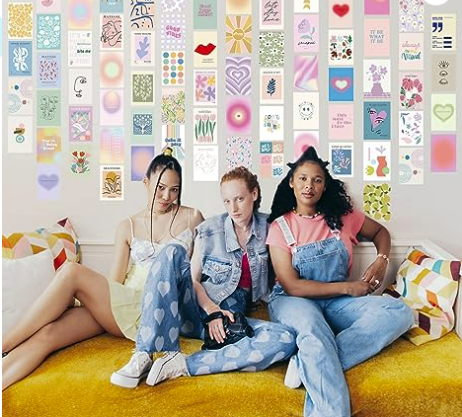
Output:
[194,31,217,67]
[329,67,354,101]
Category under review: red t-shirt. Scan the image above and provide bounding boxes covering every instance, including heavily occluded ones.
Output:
[266,210,365,276]
[238,253,251,289]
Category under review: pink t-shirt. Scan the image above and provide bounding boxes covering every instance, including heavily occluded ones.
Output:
[266,210,366,276]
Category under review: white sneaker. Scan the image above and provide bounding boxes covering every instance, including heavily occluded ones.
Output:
[110,351,152,388]
[284,354,302,389]
[146,352,189,386]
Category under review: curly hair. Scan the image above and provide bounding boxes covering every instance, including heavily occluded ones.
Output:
[220,166,262,212]
[268,147,353,230]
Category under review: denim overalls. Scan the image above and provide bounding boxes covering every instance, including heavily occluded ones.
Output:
[135,214,296,377]
[269,216,413,417]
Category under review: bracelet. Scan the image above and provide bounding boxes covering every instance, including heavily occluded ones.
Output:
[376,253,390,264]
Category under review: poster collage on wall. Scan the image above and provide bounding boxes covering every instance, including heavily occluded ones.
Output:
[5,0,458,213]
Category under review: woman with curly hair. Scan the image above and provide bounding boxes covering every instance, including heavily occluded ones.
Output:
[266,147,413,417]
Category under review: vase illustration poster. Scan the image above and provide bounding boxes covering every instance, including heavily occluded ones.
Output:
[363,142,391,181]
[363,60,390,98]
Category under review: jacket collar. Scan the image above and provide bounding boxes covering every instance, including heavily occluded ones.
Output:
[224,214,261,253]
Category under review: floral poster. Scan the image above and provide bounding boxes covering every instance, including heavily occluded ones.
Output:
[194,70,217,105]
[399,72,423,110]
[364,60,391,98]
[329,30,354,65]
[398,111,423,146]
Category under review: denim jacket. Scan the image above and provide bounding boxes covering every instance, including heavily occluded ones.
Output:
[196,212,270,305]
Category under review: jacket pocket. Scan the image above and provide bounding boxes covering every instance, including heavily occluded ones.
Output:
[202,256,233,284]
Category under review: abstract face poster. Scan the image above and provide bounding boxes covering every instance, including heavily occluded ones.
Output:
[37,90,61,126]
[193,146,219,182]
[69,68,92,105]
[364,101,391,140]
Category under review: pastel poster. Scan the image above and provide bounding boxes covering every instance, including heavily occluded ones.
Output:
[364,101,391,140]
[294,131,319,159]
[329,68,354,101]
[226,96,252,135]
[363,142,391,181]
[399,148,424,185]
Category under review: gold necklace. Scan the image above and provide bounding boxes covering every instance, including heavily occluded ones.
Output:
[143,205,175,244]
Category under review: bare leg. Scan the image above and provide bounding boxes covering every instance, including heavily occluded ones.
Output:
[2,307,105,390]
[2,262,124,354]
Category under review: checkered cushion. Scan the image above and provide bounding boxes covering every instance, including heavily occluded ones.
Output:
[384,248,461,345]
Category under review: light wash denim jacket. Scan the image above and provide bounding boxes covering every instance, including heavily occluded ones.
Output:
[196,212,270,305]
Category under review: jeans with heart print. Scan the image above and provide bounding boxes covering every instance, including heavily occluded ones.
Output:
[136,243,296,375]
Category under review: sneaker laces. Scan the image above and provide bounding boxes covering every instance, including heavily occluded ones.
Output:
[128,351,150,373]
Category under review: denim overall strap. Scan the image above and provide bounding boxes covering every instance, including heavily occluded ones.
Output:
[276,216,297,251]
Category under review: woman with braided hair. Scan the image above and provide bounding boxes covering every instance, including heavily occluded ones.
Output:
[2,148,204,390]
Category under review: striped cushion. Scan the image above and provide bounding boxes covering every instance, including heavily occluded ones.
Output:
[2,218,80,270]
[384,248,461,345]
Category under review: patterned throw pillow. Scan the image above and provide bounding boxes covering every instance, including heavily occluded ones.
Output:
[2,218,80,270]
[384,248,461,345]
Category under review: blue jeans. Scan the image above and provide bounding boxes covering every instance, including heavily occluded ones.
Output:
[136,243,296,376]
[270,289,413,417]
[269,219,413,417]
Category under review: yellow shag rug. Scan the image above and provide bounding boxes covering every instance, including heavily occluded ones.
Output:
[3,314,462,417]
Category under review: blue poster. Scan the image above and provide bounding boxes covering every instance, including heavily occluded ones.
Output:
[329,67,354,101]
[9,41,33,76]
